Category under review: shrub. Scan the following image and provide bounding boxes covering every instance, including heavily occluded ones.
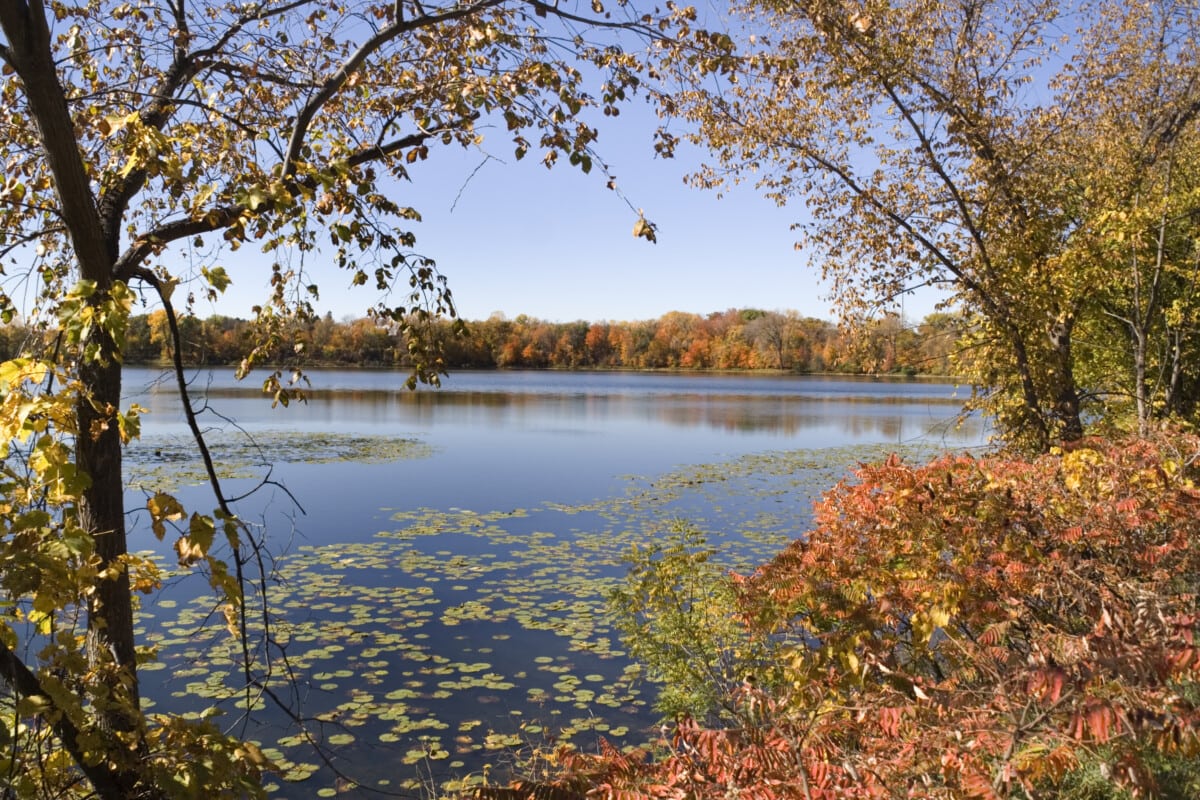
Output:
[518,434,1200,799]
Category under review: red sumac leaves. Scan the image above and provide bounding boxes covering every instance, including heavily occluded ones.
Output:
[540,433,1200,798]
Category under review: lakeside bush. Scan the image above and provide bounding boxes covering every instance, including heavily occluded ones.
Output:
[490,433,1200,799]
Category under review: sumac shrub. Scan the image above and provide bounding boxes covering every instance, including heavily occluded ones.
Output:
[518,435,1200,799]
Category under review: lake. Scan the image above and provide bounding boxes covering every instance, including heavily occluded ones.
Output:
[122,368,987,796]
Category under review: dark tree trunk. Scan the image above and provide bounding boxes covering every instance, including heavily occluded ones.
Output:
[77,341,140,701]
[1006,324,1052,452]
[1048,316,1084,443]
[0,2,152,795]
[0,1,140,688]
[0,640,142,800]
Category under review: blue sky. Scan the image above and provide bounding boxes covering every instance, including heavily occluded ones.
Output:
[169,1,954,328]
[212,106,947,326]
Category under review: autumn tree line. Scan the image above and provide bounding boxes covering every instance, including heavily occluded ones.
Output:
[0,307,959,375]
[438,309,959,373]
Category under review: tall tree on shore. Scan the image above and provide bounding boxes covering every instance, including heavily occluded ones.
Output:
[1052,0,1200,434]
[664,0,1200,449]
[0,1,693,795]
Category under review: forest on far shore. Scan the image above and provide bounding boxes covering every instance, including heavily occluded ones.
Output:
[4,307,957,376]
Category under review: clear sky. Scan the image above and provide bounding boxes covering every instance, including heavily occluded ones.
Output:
[208,104,947,326]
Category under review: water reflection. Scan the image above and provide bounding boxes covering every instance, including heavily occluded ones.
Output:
[126,366,968,397]
[125,368,987,543]
[129,368,982,446]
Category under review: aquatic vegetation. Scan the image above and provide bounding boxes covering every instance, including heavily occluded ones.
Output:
[136,441,936,796]
[125,431,434,492]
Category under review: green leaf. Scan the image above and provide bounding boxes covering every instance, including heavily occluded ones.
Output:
[201,266,232,294]
[246,187,268,211]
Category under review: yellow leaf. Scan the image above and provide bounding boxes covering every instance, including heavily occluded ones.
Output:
[192,183,216,210]
[929,606,951,628]
[632,215,657,242]
[175,513,215,565]
[147,493,185,541]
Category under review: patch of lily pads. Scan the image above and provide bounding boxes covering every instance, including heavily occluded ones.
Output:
[137,442,937,797]
[125,430,434,492]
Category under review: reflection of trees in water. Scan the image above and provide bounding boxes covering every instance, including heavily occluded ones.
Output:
[136,384,983,443]
[390,392,981,442]
[648,397,980,441]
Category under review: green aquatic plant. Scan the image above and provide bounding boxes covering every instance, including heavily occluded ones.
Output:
[126,431,434,492]
[130,442,930,796]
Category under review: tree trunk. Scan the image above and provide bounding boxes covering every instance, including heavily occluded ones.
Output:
[0,2,152,793]
[1165,327,1199,420]
[1048,316,1084,443]
[77,336,140,706]
[1167,329,1184,417]
[0,640,144,800]
[1133,326,1150,436]
[1006,324,1051,452]
[76,327,152,798]
[0,2,140,686]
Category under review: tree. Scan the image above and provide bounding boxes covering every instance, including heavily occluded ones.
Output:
[745,310,793,370]
[664,0,1200,450]
[584,321,614,365]
[648,310,700,367]
[1048,0,1200,434]
[916,311,962,376]
[0,1,696,795]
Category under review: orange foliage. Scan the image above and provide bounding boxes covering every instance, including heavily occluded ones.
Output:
[521,434,1200,798]
[122,309,937,375]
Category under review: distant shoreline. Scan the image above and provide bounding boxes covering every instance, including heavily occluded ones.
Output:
[126,360,964,383]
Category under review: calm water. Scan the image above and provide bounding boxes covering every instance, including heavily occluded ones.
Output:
[126,368,980,518]
[121,368,986,796]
